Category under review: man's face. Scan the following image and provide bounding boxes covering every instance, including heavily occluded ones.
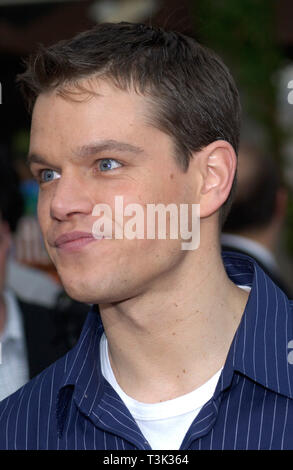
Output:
[29,79,200,304]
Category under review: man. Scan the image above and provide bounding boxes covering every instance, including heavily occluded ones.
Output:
[222,142,292,297]
[0,22,292,450]
[0,149,87,400]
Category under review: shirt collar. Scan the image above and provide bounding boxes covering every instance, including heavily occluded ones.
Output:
[219,251,293,400]
[221,233,279,274]
[56,251,293,435]
[56,304,105,434]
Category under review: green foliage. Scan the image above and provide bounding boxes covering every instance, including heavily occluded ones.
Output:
[193,0,284,157]
[193,0,293,258]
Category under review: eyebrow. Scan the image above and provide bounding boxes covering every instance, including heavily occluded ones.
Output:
[27,139,145,167]
[75,139,145,157]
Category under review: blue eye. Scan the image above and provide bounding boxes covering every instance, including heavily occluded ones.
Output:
[40,169,60,183]
[99,159,122,172]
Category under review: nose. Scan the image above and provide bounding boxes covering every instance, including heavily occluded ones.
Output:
[49,170,93,221]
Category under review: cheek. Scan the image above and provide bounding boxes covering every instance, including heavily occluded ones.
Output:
[152,172,187,203]
[132,177,183,205]
[37,192,50,234]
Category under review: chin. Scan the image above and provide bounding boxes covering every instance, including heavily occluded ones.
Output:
[59,275,112,305]
[61,283,98,304]
[63,278,140,306]
[55,259,147,305]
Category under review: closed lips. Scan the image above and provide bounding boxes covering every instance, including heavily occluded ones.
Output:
[54,231,94,247]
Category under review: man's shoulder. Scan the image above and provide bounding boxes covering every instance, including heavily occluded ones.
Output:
[0,352,68,449]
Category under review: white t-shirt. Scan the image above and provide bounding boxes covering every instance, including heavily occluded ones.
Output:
[100,334,221,449]
[100,284,251,450]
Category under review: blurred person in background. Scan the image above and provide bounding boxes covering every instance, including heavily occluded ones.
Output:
[222,142,292,297]
[0,148,87,401]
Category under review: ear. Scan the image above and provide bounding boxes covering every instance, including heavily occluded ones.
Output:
[197,140,237,219]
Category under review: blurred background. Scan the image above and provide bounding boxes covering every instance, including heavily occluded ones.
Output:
[0,0,292,299]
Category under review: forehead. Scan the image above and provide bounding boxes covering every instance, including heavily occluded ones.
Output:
[31,79,148,141]
[29,78,176,165]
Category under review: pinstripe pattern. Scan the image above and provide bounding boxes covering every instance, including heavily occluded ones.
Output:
[0,251,293,450]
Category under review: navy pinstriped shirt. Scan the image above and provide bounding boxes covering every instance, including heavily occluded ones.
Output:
[0,251,293,450]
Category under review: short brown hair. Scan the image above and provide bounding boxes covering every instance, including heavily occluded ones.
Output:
[17,22,241,224]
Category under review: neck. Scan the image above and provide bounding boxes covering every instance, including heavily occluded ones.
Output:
[99,237,249,403]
